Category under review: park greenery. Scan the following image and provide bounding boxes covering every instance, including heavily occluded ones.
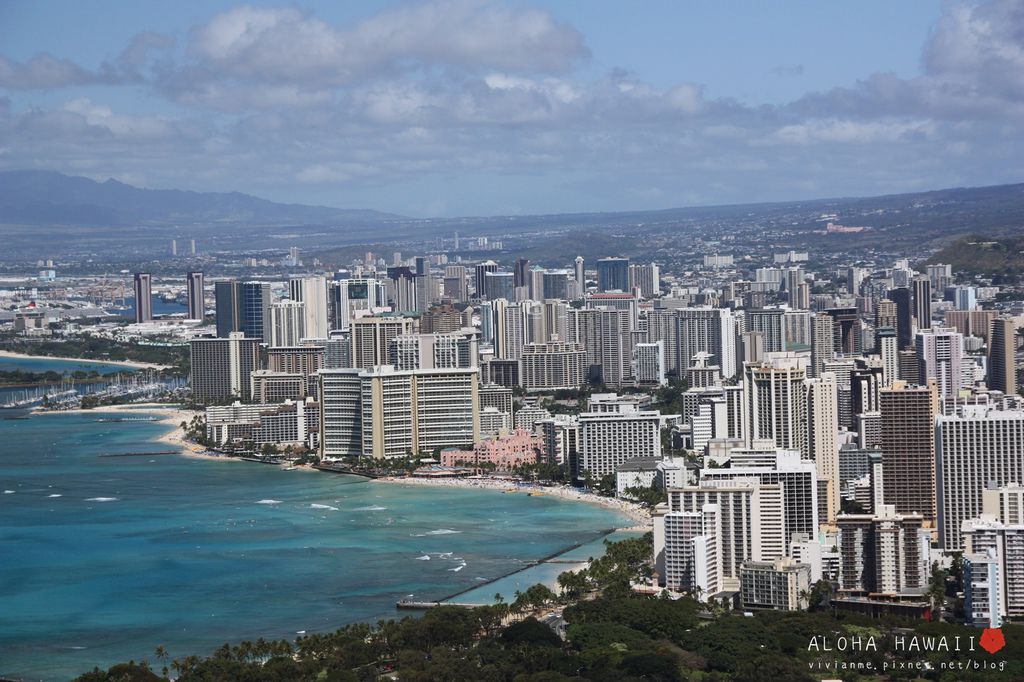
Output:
[0,333,188,374]
[74,531,1024,681]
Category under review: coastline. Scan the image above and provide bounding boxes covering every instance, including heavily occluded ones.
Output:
[375,476,652,529]
[0,349,170,371]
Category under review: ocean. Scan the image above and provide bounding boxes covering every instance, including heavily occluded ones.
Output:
[0,410,629,680]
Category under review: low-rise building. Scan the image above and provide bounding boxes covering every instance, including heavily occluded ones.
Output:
[740,557,812,611]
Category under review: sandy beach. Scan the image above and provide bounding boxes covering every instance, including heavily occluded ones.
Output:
[0,349,170,371]
[376,476,652,528]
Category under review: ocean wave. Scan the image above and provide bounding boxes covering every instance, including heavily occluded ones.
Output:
[48,494,62,498]
[352,505,388,511]
[256,499,282,505]
[310,503,339,511]
[85,497,118,502]
[415,555,430,561]
[426,528,461,535]
[3,490,14,494]
[448,563,467,572]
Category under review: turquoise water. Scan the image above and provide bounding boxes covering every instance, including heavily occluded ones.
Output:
[0,412,629,681]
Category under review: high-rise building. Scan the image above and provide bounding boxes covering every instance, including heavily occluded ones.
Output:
[936,405,1024,550]
[916,327,964,398]
[596,257,630,292]
[877,326,898,388]
[186,271,204,320]
[289,275,329,339]
[474,260,498,298]
[955,286,977,311]
[912,276,932,331]
[579,406,661,477]
[881,381,939,523]
[825,307,862,355]
[240,281,271,341]
[189,332,260,403]
[388,332,476,371]
[328,278,387,332]
[513,257,530,290]
[809,312,834,379]
[669,481,786,587]
[836,504,930,596]
[520,341,587,391]
[386,266,419,312]
[359,366,479,459]
[629,263,660,298]
[350,316,415,370]
[988,318,1018,396]
[890,287,913,350]
[443,265,469,303]
[133,272,152,323]
[807,372,840,521]
[740,558,812,611]
[567,307,633,387]
[574,256,585,292]
[743,358,808,454]
[962,517,1024,624]
[542,270,571,301]
[318,368,364,458]
[700,448,820,543]
[270,300,306,347]
[655,504,721,598]
[484,271,515,302]
[875,299,897,338]
[746,308,787,353]
[214,280,242,337]
[632,341,667,386]
[676,307,738,379]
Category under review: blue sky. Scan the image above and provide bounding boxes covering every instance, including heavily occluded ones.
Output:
[1,0,1021,217]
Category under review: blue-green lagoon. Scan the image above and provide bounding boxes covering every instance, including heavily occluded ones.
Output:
[0,411,629,680]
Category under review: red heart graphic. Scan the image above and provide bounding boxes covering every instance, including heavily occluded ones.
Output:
[980,628,1005,654]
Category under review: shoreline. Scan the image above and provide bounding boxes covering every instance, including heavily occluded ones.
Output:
[0,349,170,371]
[375,476,652,529]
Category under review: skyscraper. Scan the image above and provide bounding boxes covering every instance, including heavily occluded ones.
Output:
[289,275,329,339]
[881,381,939,523]
[350,316,415,370]
[809,312,834,378]
[189,332,260,403]
[214,280,242,337]
[890,287,913,350]
[186,271,204,321]
[574,256,585,291]
[474,260,498,299]
[513,257,530,290]
[133,272,152,323]
[743,358,808,453]
[912,276,932,332]
[936,406,1024,550]
[806,372,840,521]
[240,281,271,341]
[916,327,965,399]
[988,318,1018,396]
[676,307,738,379]
[270,300,306,347]
[596,257,630,292]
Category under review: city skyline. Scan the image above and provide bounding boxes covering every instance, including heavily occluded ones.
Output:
[2,0,1022,217]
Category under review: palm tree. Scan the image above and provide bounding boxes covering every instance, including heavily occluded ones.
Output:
[154,645,169,677]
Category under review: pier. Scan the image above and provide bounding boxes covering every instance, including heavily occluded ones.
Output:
[99,450,178,457]
[394,528,615,610]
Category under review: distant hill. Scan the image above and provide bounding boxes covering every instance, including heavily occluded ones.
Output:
[929,235,1024,278]
[0,170,404,226]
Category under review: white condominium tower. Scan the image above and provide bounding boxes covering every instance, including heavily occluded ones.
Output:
[936,404,1024,550]
[743,357,808,454]
[289,275,329,340]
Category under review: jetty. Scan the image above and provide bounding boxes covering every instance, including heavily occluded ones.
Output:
[394,528,614,610]
[99,450,178,458]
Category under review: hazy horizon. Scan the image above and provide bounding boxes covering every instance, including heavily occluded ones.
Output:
[2,0,1022,217]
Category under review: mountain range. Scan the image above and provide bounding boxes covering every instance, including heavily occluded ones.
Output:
[0,170,403,226]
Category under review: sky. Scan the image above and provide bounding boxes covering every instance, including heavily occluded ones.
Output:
[1,0,1022,218]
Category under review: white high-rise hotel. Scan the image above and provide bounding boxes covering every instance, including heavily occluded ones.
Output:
[936,404,1024,550]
